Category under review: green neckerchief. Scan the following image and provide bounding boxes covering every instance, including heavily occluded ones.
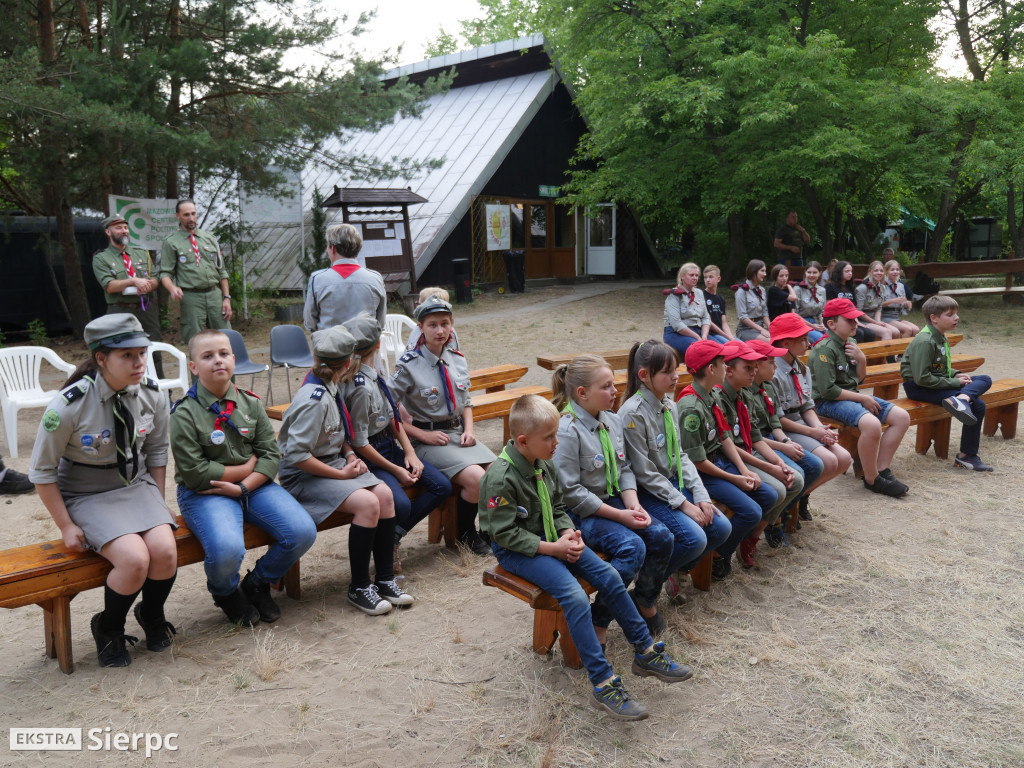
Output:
[563,400,620,496]
[499,446,557,543]
[920,326,952,378]
[638,389,682,490]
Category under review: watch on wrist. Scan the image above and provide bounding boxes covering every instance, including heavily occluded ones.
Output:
[222,294,231,300]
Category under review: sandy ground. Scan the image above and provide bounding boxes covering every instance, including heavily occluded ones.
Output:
[1,282,1022,767]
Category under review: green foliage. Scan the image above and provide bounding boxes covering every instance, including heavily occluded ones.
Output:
[27,319,47,346]
[298,186,330,282]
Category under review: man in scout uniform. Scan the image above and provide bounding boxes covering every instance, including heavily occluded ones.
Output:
[92,214,164,377]
[304,223,387,332]
[160,199,232,344]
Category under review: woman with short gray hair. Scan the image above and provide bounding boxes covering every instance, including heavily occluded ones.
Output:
[304,222,387,331]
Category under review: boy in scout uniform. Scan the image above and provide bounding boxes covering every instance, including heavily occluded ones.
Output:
[808,298,911,496]
[171,329,316,625]
[479,394,692,722]
[92,214,164,377]
[160,199,232,344]
[901,295,993,471]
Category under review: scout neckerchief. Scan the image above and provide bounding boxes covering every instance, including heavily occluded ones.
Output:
[677,383,731,439]
[683,288,697,306]
[920,326,953,377]
[110,382,138,486]
[714,384,753,452]
[787,357,806,405]
[886,279,901,298]
[499,446,557,543]
[639,388,683,489]
[188,234,202,265]
[871,279,882,298]
[563,400,619,496]
[757,384,775,416]
[411,344,456,415]
[120,249,136,278]
[186,381,244,440]
[374,373,402,430]
[302,372,354,439]
[746,281,763,301]
[331,261,361,279]
[807,282,819,303]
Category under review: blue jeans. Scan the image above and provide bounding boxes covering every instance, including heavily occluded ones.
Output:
[637,482,732,574]
[570,498,674,626]
[801,319,825,345]
[366,435,452,539]
[815,395,896,427]
[783,450,823,498]
[178,482,317,597]
[904,374,990,456]
[493,544,652,686]
[663,327,728,358]
[698,456,777,558]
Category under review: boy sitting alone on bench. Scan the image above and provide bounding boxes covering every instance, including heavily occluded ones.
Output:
[901,295,993,472]
[479,394,692,722]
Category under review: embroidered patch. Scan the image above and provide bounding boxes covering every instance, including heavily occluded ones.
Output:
[310,387,325,401]
[683,414,700,432]
[487,496,508,509]
[43,409,61,431]
[626,420,636,429]
[819,354,828,362]
[399,351,417,364]
[62,383,86,404]
[353,374,366,385]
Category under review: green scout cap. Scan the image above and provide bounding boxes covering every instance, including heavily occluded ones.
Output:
[102,215,128,229]
[342,313,382,352]
[312,326,356,363]
[413,296,453,322]
[84,313,150,350]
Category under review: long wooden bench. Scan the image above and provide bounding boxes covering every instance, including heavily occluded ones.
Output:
[904,259,1024,302]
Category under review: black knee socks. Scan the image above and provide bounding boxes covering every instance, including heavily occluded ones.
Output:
[139,572,177,621]
[100,580,141,634]
[456,496,478,535]
[373,517,396,582]
[348,524,376,590]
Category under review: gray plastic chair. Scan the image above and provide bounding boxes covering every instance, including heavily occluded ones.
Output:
[223,329,272,404]
[270,324,314,402]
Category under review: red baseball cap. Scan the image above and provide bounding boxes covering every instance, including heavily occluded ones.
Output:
[770,313,813,342]
[822,298,864,320]
[684,339,724,371]
[720,339,762,362]
[746,339,787,358]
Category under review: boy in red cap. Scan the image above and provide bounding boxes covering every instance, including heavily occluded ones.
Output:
[677,340,777,580]
[808,299,910,497]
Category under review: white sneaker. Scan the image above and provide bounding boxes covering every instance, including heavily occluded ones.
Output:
[942,396,977,426]
[347,584,393,616]
[375,579,414,607]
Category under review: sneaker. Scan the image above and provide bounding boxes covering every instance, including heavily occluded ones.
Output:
[0,468,33,495]
[591,677,649,721]
[628,589,666,638]
[632,641,693,682]
[942,396,977,426]
[764,523,787,549]
[392,543,404,576]
[133,603,176,652]
[953,454,993,472]
[90,612,137,667]
[375,579,414,607]
[798,496,813,521]
[347,584,393,616]
[213,589,260,625]
[711,554,732,581]
[241,571,281,623]
[863,474,907,498]
[457,530,492,557]
[738,535,758,568]
[878,468,910,495]
[663,574,685,602]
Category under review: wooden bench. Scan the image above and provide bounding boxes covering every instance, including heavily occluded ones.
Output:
[904,259,1024,302]
[538,349,633,371]
[862,354,983,401]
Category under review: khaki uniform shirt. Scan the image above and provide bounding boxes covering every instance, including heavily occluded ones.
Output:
[664,288,710,332]
[735,282,768,324]
[478,441,574,557]
[618,385,710,507]
[773,356,816,416]
[160,228,228,291]
[390,346,473,424]
[881,279,909,319]
[745,382,783,437]
[677,381,729,464]
[794,283,825,321]
[343,363,395,446]
[29,375,167,485]
[855,280,885,315]
[552,405,636,518]
[277,378,350,466]
[900,324,962,390]
[170,382,278,489]
[713,381,763,449]
[303,259,387,332]
[92,245,155,305]
[808,330,861,401]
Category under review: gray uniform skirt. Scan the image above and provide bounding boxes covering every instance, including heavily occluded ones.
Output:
[780,415,827,454]
[413,430,496,480]
[59,462,177,551]
[279,455,381,524]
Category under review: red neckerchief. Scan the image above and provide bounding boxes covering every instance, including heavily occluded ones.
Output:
[808,282,819,302]
[887,280,901,298]
[871,280,882,298]
[747,282,763,301]
[214,399,235,431]
[758,386,775,415]
[789,360,806,404]
[714,384,753,452]
[188,234,201,265]
[120,250,136,277]
[332,263,361,279]
[678,383,731,438]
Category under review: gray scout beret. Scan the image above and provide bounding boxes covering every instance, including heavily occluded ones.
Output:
[342,313,382,351]
[84,313,151,351]
[413,296,453,322]
[101,214,128,229]
[312,326,356,362]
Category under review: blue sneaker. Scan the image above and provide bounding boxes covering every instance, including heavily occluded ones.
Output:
[591,677,649,721]
[953,454,993,472]
[632,641,693,683]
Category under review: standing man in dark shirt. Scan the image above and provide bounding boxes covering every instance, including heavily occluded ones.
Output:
[773,211,810,267]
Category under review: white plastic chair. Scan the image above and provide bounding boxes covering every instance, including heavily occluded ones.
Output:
[383,314,416,369]
[0,347,77,458]
[145,342,189,404]
[376,332,394,377]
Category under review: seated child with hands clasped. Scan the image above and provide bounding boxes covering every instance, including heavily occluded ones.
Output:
[479,395,692,722]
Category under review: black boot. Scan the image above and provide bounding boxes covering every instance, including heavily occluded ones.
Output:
[91,612,138,667]
[212,588,260,626]
[241,571,281,622]
[798,496,813,521]
[133,604,177,651]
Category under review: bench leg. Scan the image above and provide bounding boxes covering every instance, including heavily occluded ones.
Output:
[533,608,559,656]
[875,383,898,401]
[41,596,75,674]
[502,415,511,443]
[688,552,713,592]
[984,404,1018,439]
[282,560,301,600]
[933,419,951,459]
[427,496,460,548]
[555,612,583,669]
[838,426,862,478]
[915,420,935,456]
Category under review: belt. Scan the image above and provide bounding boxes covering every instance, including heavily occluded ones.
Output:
[180,286,220,293]
[67,460,120,470]
[412,416,462,431]
[784,407,802,416]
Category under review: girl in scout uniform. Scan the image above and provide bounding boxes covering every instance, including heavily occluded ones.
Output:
[390,297,496,556]
[794,260,827,344]
[551,355,674,640]
[826,260,876,343]
[663,263,723,359]
[676,340,777,580]
[30,314,178,667]
[618,340,732,599]
[766,264,798,320]
[278,325,412,616]
[735,259,771,341]
[855,261,897,340]
[341,313,452,576]
[881,259,919,338]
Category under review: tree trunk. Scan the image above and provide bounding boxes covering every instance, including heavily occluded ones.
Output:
[56,175,92,335]
[1007,181,1024,259]
[847,215,873,256]
[801,179,833,261]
